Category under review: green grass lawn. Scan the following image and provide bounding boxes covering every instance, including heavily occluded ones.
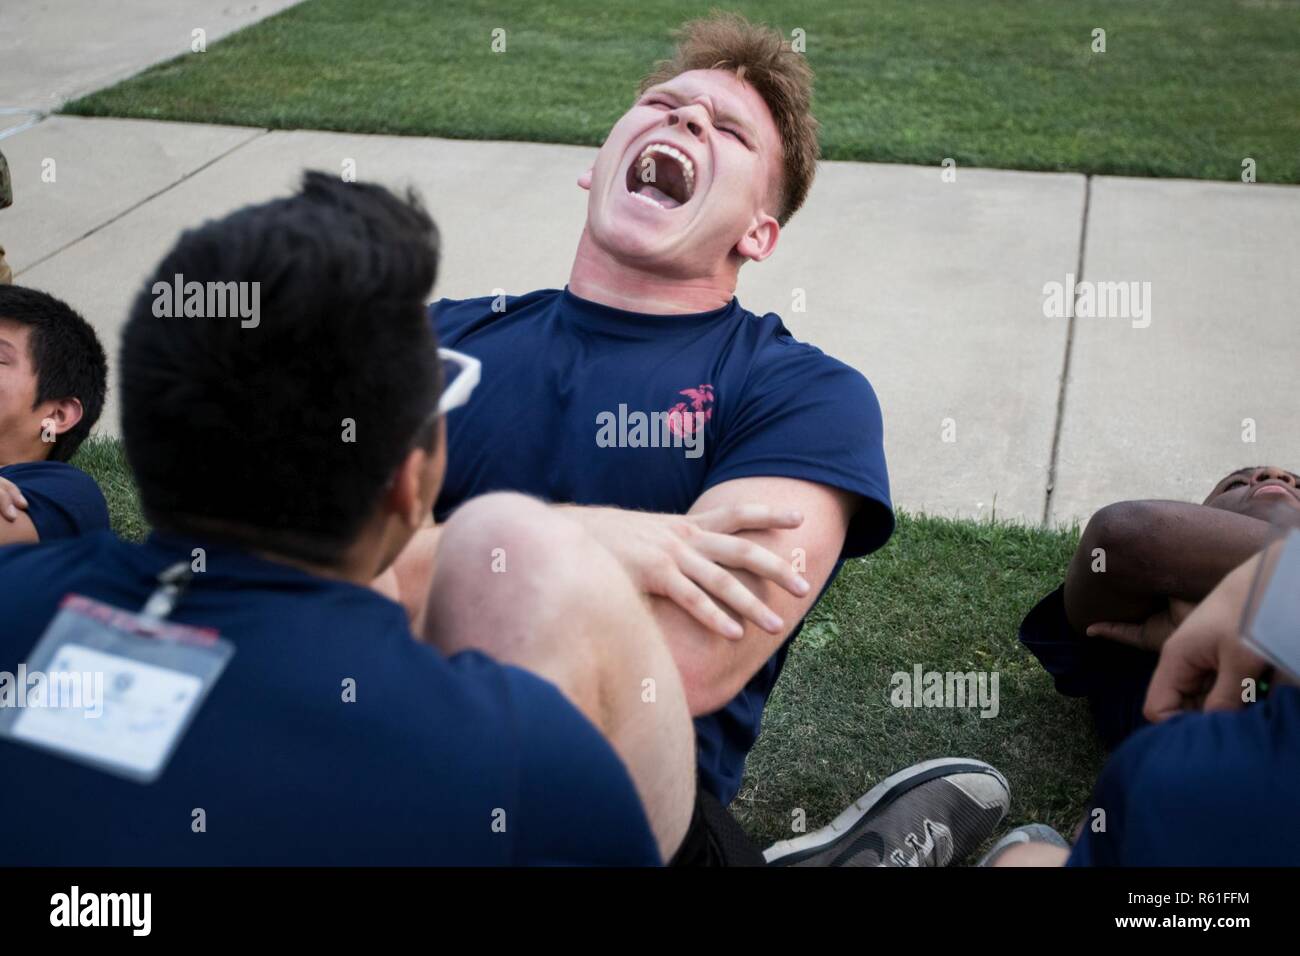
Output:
[63,0,1300,183]
[73,435,1103,852]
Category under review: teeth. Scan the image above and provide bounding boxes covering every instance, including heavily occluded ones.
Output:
[639,143,695,194]
[629,190,666,209]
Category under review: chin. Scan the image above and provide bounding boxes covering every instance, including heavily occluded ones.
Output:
[1243,501,1300,524]
[591,210,681,262]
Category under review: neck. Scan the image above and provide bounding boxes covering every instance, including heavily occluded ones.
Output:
[162,514,384,587]
[253,548,374,587]
[0,444,49,469]
[568,228,737,314]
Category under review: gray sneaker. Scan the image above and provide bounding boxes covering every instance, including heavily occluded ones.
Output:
[762,757,1011,867]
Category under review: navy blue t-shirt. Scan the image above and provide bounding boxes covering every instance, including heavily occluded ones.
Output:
[0,531,659,865]
[1068,686,1300,866]
[431,288,894,804]
[1018,585,1159,749]
[0,460,111,541]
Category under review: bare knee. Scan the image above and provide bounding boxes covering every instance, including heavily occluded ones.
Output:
[437,493,586,580]
[436,493,631,612]
[426,494,634,649]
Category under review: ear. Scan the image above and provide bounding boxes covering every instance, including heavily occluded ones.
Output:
[384,447,432,531]
[734,213,780,263]
[578,167,593,191]
[38,397,83,439]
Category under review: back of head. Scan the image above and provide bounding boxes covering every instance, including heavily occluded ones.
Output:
[120,172,441,564]
[0,284,107,462]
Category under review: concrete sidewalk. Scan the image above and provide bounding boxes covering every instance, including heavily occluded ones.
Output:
[0,0,304,117]
[3,114,1298,526]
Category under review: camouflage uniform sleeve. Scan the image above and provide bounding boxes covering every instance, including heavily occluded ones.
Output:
[0,149,12,209]
[0,148,11,283]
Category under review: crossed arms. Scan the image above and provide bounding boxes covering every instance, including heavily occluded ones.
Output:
[381,474,858,717]
[1065,499,1300,650]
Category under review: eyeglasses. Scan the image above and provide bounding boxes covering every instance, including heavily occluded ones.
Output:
[437,347,481,415]
[385,347,480,497]
[406,347,480,454]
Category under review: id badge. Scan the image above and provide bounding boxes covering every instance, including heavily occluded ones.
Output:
[0,594,234,784]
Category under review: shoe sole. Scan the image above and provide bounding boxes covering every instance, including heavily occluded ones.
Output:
[762,756,1010,865]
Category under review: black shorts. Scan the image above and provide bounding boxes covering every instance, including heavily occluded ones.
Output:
[1018,584,1158,749]
[669,780,766,867]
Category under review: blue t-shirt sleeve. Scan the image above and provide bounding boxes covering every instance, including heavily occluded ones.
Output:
[0,461,110,542]
[499,666,661,866]
[703,340,893,558]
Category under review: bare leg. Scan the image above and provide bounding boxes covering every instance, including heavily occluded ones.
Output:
[993,842,1070,866]
[420,493,696,861]
[376,523,442,633]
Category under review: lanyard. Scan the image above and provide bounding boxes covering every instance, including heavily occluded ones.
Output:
[139,561,196,626]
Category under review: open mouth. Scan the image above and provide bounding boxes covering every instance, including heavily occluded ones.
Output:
[625,142,696,210]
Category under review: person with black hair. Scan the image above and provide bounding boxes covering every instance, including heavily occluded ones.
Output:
[0,284,110,543]
[0,172,695,865]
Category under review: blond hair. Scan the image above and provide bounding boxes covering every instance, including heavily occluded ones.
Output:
[639,12,819,225]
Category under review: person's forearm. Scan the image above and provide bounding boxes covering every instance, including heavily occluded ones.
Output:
[1064,500,1278,635]
[563,503,797,715]
[646,587,775,716]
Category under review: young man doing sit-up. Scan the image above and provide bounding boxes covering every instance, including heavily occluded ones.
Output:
[386,13,1013,867]
[1020,464,1300,748]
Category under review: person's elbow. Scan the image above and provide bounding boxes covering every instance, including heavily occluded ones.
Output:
[1079,500,1153,557]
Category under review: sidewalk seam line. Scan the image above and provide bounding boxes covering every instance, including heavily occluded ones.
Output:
[13,126,271,280]
[1042,174,1091,526]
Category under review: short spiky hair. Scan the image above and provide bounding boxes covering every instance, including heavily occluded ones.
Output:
[638,11,819,226]
[120,172,442,565]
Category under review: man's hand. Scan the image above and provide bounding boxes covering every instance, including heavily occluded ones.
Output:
[569,503,811,639]
[1085,597,1197,652]
[1143,549,1271,722]
[0,476,29,522]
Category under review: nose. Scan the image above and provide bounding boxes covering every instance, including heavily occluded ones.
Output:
[1251,465,1295,487]
[666,106,707,141]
